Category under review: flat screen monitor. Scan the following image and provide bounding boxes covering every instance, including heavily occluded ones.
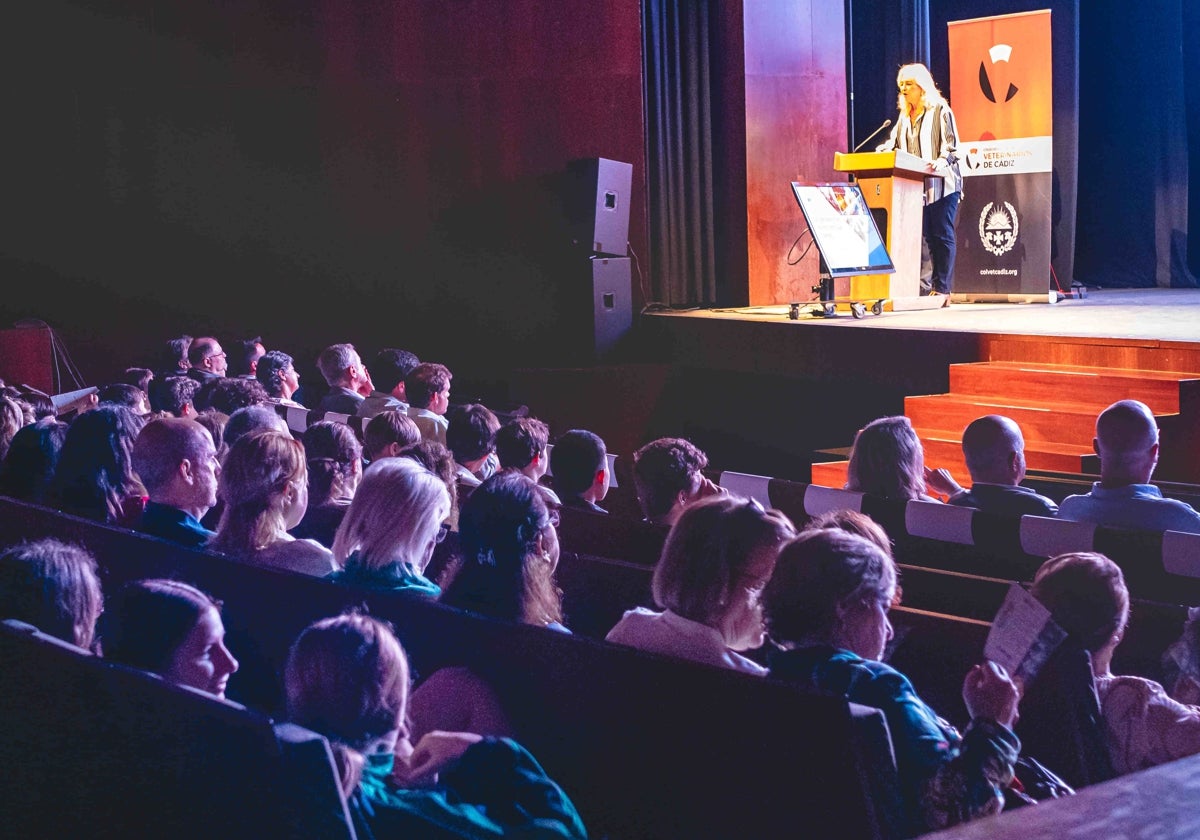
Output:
[790,182,895,278]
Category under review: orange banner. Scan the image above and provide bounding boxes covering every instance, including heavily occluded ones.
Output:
[948,10,1052,142]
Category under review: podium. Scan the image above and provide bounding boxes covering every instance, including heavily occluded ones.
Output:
[833,150,938,309]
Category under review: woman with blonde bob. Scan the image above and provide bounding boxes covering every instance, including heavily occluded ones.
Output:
[605,494,796,675]
[1031,551,1200,776]
[329,457,450,597]
[283,612,587,838]
[208,430,336,576]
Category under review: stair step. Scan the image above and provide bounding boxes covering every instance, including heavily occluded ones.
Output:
[948,362,1200,412]
[919,433,1097,477]
[903,394,1174,448]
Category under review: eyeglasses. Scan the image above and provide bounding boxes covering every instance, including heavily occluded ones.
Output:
[435,522,451,543]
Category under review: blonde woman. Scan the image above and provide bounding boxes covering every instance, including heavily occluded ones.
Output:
[208,430,336,576]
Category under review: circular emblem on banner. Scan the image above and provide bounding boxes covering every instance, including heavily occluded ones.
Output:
[979,201,1019,256]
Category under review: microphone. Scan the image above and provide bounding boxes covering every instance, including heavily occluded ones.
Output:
[852,119,892,153]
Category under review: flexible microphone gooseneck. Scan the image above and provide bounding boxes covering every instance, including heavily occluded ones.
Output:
[851,119,893,153]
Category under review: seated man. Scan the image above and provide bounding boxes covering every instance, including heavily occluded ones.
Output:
[228,336,266,378]
[359,348,420,419]
[1058,399,1200,533]
[363,409,422,463]
[314,343,373,415]
[495,416,560,505]
[446,403,500,498]
[942,415,1058,517]
[632,437,724,527]
[185,336,227,385]
[255,350,305,408]
[405,362,453,445]
[550,429,610,514]
[130,417,221,549]
[156,334,193,378]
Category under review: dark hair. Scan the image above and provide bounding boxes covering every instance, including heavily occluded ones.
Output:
[149,376,201,416]
[161,335,193,373]
[398,440,459,521]
[48,405,147,523]
[1031,552,1130,653]
[194,410,230,459]
[0,418,68,503]
[446,403,500,464]
[97,383,148,412]
[121,367,156,393]
[194,377,269,415]
[633,437,708,520]
[494,417,550,471]
[549,429,606,498]
[404,363,452,410]
[845,416,926,500]
[363,410,421,461]
[99,578,221,673]
[370,349,421,394]
[0,538,102,649]
[441,472,563,626]
[255,350,294,399]
[223,405,286,451]
[303,421,363,506]
[228,337,265,378]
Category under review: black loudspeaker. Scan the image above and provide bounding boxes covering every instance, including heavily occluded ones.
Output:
[565,158,633,257]
[565,256,632,362]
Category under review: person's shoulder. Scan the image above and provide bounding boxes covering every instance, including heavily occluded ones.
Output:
[605,607,660,642]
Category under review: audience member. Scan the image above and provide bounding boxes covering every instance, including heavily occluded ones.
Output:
[1057,400,1200,533]
[0,395,27,463]
[845,415,937,501]
[131,417,221,549]
[229,336,266,378]
[120,367,156,394]
[208,430,336,576]
[329,458,451,597]
[223,404,290,452]
[358,348,420,419]
[398,439,460,528]
[0,417,68,504]
[97,383,152,417]
[441,471,567,631]
[362,409,422,463]
[47,404,148,526]
[631,437,724,527]
[494,417,559,505]
[937,415,1059,516]
[549,429,610,513]
[194,410,230,461]
[193,376,270,415]
[763,528,1020,836]
[99,578,239,699]
[149,375,200,418]
[157,334,193,377]
[283,612,587,838]
[446,403,501,499]
[186,336,228,385]
[0,537,103,650]
[1030,551,1200,775]
[606,495,795,674]
[291,421,363,548]
[405,362,453,445]
[315,343,373,415]
[255,350,304,408]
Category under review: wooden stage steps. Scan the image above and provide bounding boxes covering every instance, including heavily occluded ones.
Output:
[810,361,1200,491]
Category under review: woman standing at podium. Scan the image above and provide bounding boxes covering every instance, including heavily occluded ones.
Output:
[876,62,962,299]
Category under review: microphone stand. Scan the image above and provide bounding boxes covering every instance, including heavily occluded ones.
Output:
[852,119,893,154]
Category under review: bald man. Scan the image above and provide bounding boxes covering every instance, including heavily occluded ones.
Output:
[946,415,1058,517]
[1057,400,1200,533]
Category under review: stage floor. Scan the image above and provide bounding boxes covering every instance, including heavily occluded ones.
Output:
[658,288,1200,344]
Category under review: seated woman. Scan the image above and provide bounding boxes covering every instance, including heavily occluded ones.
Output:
[47,404,148,526]
[0,537,103,651]
[763,528,1020,836]
[284,612,587,838]
[0,416,68,505]
[329,457,450,596]
[208,430,336,576]
[605,494,795,675]
[440,471,568,632]
[845,415,947,501]
[1031,551,1200,775]
[99,578,239,699]
[290,421,363,548]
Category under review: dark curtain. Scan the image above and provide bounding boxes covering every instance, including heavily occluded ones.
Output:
[849,0,929,152]
[642,0,718,307]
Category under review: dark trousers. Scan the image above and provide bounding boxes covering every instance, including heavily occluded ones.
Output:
[923,191,961,294]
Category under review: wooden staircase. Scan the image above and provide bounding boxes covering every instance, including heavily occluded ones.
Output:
[810,361,1200,491]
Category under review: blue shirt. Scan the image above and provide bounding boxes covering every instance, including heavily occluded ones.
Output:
[327,553,442,598]
[1057,483,1200,534]
[134,502,215,549]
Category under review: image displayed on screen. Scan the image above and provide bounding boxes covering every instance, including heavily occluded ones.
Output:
[790,182,895,278]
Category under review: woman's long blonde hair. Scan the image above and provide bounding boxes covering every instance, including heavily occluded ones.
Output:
[210,430,306,555]
[895,62,947,118]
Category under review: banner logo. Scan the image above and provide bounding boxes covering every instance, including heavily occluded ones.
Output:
[978,44,1019,103]
[979,201,1019,256]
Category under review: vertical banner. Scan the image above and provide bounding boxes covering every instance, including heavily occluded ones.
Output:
[948,10,1053,302]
